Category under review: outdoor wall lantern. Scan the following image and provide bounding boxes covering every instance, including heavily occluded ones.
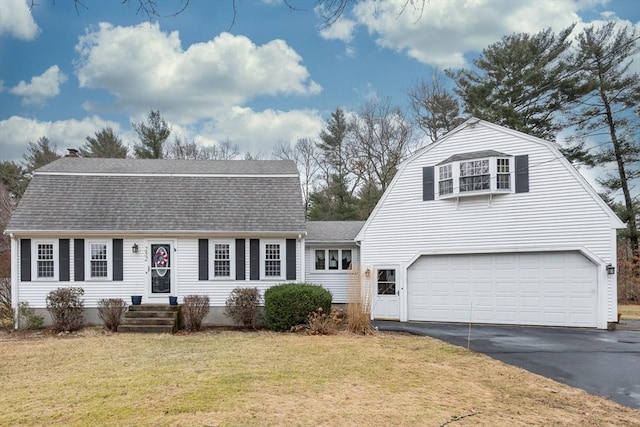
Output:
[132,243,139,253]
[606,263,615,275]
[365,268,371,278]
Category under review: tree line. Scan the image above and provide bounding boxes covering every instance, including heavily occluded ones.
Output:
[1,21,638,256]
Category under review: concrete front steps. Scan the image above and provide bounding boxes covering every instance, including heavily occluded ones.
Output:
[118,304,181,333]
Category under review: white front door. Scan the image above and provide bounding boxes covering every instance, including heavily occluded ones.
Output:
[148,242,174,298]
[372,268,400,320]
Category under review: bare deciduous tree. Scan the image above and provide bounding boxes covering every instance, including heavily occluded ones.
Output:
[350,96,413,192]
[273,138,321,216]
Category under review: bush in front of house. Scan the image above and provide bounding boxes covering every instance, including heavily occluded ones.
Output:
[224,287,261,328]
[0,278,13,328]
[264,283,332,332]
[183,295,210,332]
[97,298,127,332]
[17,301,44,330]
[46,287,85,332]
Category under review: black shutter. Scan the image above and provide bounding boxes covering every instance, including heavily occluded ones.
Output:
[235,239,245,280]
[59,239,70,282]
[515,155,529,193]
[198,239,208,281]
[20,239,31,282]
[286,239,296,280]
[423,166,435,201]
[74,239,84,281]
[250,239,260,280]
[113,239,123,281]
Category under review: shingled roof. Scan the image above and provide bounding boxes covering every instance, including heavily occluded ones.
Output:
[7,158,306,234]
[306,221,364,243]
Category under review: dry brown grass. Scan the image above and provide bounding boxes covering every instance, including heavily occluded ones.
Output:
[1,328,638,426]
[619,304,640,320]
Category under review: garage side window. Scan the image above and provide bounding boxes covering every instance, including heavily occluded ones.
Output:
[377,269,396,295]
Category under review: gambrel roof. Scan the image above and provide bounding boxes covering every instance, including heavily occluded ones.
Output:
[7,158,306,235]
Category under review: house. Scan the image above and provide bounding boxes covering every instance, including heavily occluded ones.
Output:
[6,118,624,330]
[305,221,364,303]
[6,158,307,325]
[357,118,624,329]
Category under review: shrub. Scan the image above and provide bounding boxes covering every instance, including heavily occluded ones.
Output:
[46,287,85,332]
[183,295,210,331]
[0,278,12,327]
[17,301,44,330]
[264,283,332,332]
[97,298,127,332]
[306,307,344,335]
[224,287,261,328]
[346,267,375,335]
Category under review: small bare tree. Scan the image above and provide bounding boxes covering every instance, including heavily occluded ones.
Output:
[273,138,321,216]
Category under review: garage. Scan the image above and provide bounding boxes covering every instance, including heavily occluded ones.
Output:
[407,252,598,328]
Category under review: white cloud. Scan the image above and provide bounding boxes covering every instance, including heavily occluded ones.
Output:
[0,0,39,40]
[10,65,67,106]
[196,107,325,154]
[319,17,357,43]
[351,0,584,68]
[0,116,126,162]
[75,22,322,123]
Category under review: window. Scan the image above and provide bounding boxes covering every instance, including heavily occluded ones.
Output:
[264,243,281,278]
[497,158,510,189]
[313,249,353,272]
[439,164,453,195]
[86,240,111,280]
[377,269,396,295]
[90,243,108,278]
[436,155,514,198]
[209,240,235,279]
[37,243,55,278]
[459,159,490,192]
[213,243,231,277]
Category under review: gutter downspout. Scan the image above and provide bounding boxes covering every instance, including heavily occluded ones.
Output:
[9,233,18,330]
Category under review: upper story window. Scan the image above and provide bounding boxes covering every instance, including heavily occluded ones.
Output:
[436,151,513,198]
[313,249,353,272]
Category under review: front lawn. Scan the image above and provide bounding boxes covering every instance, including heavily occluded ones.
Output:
[619,304,640,320]
[1,329,638,426]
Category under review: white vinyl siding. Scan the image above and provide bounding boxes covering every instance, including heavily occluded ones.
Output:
[305,244,360,303]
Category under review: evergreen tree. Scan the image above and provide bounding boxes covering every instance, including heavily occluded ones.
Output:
[308,174,360,220]
[132,110,171,159]
[80,127,128,158]
[569,22,640,253]
[22,136,61,173]
[447,26,579,140]
[0,161,28,199]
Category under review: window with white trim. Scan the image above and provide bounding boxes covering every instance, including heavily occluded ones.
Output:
[210,240,235,279]
[86,240,112,280]
[438,164,453,196]
[264,242,282,278]
[313,249,353,272]
[36,242,55,279]
[436,156,513,198]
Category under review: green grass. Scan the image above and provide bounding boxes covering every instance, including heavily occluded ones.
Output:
[1,329,638,426]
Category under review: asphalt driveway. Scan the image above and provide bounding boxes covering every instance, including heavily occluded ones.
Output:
[374,320,640,409]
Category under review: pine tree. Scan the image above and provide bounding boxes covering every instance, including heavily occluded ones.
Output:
[80,127,128,158]
[132,110,171,159]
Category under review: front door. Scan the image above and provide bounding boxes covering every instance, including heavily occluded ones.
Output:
[372,268,400,320]
[149,242,173,297]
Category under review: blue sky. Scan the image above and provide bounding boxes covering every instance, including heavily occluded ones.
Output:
[1,0,639,165]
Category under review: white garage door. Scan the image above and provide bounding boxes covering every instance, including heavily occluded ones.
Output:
[407,252,597,328]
